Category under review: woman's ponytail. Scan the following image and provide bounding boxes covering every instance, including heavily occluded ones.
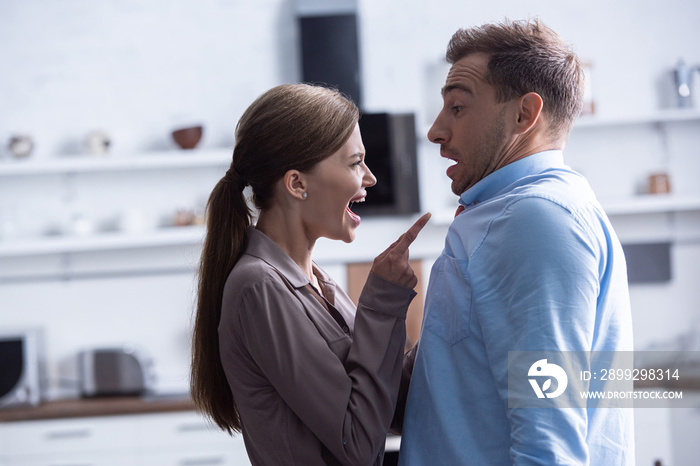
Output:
[190,164,251,434]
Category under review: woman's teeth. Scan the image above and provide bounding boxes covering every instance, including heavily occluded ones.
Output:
[348,198,364,212]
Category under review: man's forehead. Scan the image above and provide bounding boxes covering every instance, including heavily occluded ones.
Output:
[445,54,489,86]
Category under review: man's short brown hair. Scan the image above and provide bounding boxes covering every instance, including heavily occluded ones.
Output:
[446,18,584,139]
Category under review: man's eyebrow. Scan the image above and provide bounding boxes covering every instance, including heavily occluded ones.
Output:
[441,84,472,97]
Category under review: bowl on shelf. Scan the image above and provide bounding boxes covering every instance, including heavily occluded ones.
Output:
[171,125,203,150]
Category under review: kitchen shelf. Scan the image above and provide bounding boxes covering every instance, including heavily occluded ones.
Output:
[0,148,232,177]
[573,108,700,129]
[0,225,205,258]
[1,126,698,262]
[0,396,194,423]
[0,216,452,265]
[600,194,700,216]
[419,109,700,141]
[430,194,700,226]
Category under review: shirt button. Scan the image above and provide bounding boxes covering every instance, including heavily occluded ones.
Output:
[343,438,348,445]
[342,326,349,333]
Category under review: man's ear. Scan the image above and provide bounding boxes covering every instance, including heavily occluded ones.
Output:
[514,92,544,134]
[283,169,307,200]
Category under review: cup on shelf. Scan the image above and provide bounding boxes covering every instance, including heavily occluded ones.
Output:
[171,125,203,150]
[647,172,671,195]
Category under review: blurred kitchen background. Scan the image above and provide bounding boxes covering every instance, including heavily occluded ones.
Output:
[1,0,699,465]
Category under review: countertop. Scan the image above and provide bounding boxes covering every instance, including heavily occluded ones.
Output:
[2,378,698,424]
[0,395,194,423]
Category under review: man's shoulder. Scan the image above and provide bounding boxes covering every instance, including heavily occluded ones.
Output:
[505,168,600,218]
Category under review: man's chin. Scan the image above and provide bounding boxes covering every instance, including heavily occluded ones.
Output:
[451,181,466,196]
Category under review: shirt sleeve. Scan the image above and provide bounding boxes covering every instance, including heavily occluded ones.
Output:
[237,271,415,465]
[470,196,601,465]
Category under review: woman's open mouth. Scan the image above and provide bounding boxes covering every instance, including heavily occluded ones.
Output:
[346,195,366,225]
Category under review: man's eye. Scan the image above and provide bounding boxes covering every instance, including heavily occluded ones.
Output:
[452,106,463,114]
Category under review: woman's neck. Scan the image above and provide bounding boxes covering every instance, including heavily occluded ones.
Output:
[255,207,316,281]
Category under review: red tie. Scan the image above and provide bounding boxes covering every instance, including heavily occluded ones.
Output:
[455,205,466,217]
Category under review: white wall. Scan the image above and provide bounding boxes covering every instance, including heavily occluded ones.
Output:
[0,0,299,157]
[1,0,700,463]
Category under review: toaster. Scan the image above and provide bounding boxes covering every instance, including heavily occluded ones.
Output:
[78,347,152,397]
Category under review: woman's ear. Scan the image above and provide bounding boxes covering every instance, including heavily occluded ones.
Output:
[515,92,544,134]
[283,170,307,200]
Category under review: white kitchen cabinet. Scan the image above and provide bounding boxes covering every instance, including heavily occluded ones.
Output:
[137,448,248,466]
[0,416,137,466]
[1,416,136,457]
[0,411,250,466]
[132,411,250,465]
[3,454,138,466]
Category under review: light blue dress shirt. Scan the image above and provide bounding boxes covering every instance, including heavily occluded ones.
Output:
[399,151,634,465]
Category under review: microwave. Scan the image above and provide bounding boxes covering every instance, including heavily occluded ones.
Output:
[0,328,45,408]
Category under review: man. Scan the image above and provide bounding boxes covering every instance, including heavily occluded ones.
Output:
[396,19,634,465]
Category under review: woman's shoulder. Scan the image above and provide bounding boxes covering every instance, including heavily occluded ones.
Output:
[219,256,285,320]
[226,254,285,293]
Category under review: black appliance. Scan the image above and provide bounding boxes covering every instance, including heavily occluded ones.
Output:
[299,13,362,106]
[356,112,420,216]
[0,328,44,408]
[297,9,421,216]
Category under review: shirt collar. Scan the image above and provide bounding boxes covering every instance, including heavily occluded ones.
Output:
[244,227,334,290]
[459,150,565,207]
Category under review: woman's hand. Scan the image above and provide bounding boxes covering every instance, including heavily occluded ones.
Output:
[371,213,431,289]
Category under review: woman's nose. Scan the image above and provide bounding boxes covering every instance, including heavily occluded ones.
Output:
[363,166,377,188]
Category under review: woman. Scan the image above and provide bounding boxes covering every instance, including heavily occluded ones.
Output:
[190,83,430,466]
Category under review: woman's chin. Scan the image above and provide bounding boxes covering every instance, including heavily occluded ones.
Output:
[320,225,357,244]
[342,223,359,243]
[321,214,360,243]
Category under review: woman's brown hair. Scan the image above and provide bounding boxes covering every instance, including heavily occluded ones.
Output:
[190,83,359,434]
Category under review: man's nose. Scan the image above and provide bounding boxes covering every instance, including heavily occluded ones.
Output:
[427,113,448,145]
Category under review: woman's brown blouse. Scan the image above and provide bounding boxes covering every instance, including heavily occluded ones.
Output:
[218,227,415,466]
